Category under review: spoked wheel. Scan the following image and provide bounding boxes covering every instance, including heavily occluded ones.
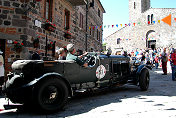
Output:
[139,69,150,91]
[41,85,61,105]
[34,78,69,113]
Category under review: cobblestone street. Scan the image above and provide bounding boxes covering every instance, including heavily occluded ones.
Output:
[0,67,176,118]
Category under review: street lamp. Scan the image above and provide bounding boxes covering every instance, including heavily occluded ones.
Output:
[85,0,94,52]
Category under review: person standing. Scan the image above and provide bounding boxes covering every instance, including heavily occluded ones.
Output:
[154,55,159,69]
[135,49,139,57]
[0,50,4,87]
[161,48,168,75]
[171,49,176,81]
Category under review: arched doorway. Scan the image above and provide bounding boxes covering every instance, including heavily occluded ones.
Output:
[146,30,156,50]
[0,39,5,61]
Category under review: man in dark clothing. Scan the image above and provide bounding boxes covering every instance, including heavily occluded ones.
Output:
[161,48,168,75]
[171,49,176,81]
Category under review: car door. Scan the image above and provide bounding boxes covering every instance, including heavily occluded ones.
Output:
[63,62,80,84]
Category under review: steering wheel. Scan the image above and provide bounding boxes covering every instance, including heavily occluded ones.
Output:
[81,54,97,67]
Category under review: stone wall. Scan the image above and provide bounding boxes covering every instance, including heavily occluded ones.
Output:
[105,0,176,54]
[0,0,104,74]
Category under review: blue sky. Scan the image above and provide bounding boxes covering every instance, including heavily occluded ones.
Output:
[101,0,176,38]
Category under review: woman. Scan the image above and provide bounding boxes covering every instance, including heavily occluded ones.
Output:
[0,50,4,86]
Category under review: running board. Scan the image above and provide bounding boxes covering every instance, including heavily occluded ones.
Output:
[3,104,22,110]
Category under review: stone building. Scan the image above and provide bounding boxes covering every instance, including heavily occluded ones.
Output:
[104,0,176,54]
[0,0,105,73]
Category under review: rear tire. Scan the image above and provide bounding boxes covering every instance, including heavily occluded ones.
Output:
[139,69,150,91]
[34,77,69,113]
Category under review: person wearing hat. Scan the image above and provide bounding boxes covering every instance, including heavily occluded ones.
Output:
[66,44,88,67]
[0,50,4,87]
[57,48,67,60]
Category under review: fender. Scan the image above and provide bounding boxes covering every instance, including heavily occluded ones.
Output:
[136,64,149,83]
[24,72,73,97]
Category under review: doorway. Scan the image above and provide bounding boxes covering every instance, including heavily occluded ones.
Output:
[148,40,156,50]
[0,39,6,64]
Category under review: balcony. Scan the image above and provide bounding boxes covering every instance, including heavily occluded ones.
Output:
[67,0,87,6]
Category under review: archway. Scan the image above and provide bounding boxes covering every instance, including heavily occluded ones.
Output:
[146,30,156,49]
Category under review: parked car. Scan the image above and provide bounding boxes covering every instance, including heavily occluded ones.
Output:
[2,53,151,112]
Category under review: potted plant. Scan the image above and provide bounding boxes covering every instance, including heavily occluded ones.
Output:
[44,20,56,32]
[13,41,23,53]
[48,41,53,50]
[64,31,72,39]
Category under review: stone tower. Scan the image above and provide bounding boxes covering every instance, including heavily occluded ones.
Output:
[129,0,150,23]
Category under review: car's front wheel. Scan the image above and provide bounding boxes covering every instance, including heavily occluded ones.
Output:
[34,77,69,113]
[139,69,150,91]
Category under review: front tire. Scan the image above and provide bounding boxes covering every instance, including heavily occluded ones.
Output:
[139,69,150,91]
[34,77,69,113]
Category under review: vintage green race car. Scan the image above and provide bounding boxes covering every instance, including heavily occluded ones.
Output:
[2,53,150,112]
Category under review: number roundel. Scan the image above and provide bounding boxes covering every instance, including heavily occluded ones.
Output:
[96,65,106,79]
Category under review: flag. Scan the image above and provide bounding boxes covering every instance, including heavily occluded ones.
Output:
[116,24,118,27]
[112,25,114,28]
[128,23,131,26]
[120,24,122,27]
[133,23,135,26]
[153,21,155,24]
[158,20,160,23]
[174,18,176,22]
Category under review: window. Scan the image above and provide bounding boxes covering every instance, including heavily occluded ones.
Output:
[151,14,153,24]
[79,13,84,28]
[148,15,150,24]
[65,9,70,30]
[45,0,53,21]
[90,0,94,8]
[98,9,100,17]
[92,26,95,37]
[117,38,120,44]
[99,31,101,41]
[134,2,136,9]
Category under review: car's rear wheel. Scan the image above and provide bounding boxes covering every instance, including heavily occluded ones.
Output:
[34,77,69,113]
[139,69,150,91]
